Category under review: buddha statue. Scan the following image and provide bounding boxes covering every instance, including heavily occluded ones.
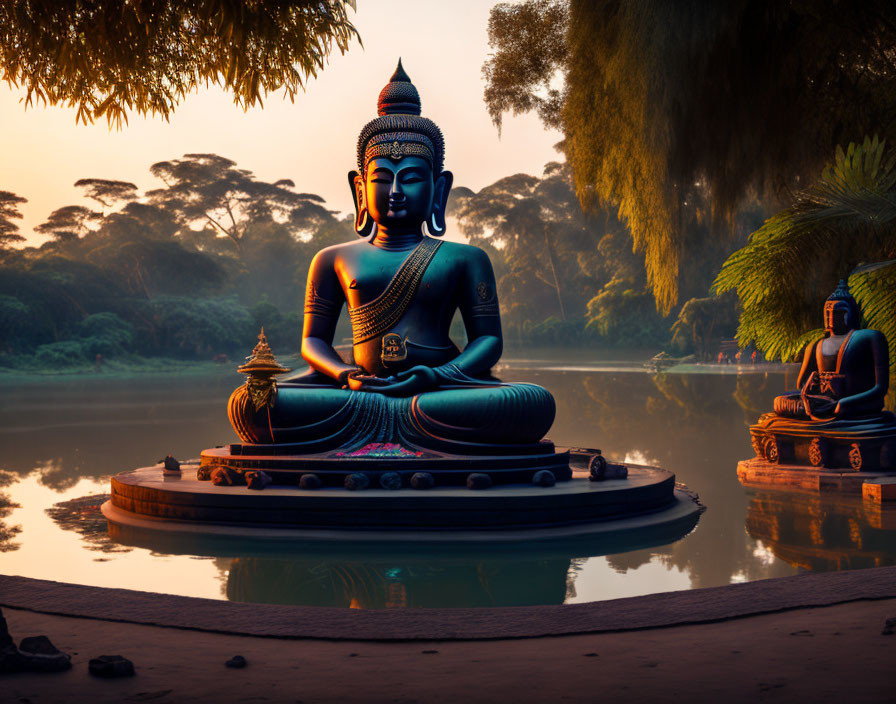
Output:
[225,61,559,468]
[772,281,889,420]
[748,280,895,471]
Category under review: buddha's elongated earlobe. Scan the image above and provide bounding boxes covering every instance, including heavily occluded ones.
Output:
[348,170,374,237]
[428,170,453,237]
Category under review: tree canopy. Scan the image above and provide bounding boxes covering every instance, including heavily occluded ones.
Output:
[0,191,27,249]
[0,0,360,126]
[714,136,896,374]
[484,0,896,313]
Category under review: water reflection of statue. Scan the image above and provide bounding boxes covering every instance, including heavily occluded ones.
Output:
[744,491,896,572]
[223,556,572,608]
[748,281,896,470]
[226,61,556,455]
[773,281,889,420]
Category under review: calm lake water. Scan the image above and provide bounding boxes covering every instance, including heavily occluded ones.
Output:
[1,352,894,608]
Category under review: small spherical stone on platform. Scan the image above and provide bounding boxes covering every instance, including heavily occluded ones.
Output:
[466,473,492,490]
[532,469,556,487]
[245,470,272,490]
[225,655,247,669]
[344,472,370,490]
[588,453,608,481]
[410,472,435,489]
[379,471,402,490]
[161,454,181,475]
[196,464,212,481]
[299,473,322,489]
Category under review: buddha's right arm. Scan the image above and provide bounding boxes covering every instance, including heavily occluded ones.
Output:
[300,250,357,383]
[795,341,818,389]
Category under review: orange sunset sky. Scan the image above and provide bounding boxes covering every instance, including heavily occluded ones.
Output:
[0,0,562,247]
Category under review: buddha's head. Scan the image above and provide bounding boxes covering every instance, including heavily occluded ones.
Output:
[823,280,859,335]
[350,60,453,237]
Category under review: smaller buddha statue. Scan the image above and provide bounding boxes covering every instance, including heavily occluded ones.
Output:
[772,281,889,420]
[749,280,895,470]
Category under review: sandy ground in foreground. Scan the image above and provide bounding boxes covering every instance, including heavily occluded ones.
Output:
[2,599,895,704]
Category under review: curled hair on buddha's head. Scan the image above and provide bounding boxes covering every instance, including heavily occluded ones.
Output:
[349,59,453,238]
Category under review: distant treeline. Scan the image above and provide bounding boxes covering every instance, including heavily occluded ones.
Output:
[0,155,762,371]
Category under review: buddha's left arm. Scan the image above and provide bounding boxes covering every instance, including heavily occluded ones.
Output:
[445,246,503,377]
[836,331,890,414]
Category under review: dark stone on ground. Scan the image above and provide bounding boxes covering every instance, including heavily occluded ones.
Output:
[882,617,896,635]
[583,652,599,657]
[532,469,556,487]
[379,472,402,490]
[245,470,272,490]
[225,655,247,669]
[299,473,322,490]
[162,455,181,473]
[89,654,135,678]
[18,636,72,672]
[344,473,370,491]
[410,472,434,490]
[421,650,438,654]
[466,473,492,490]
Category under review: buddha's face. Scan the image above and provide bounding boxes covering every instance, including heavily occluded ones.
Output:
[364,156,434,231]
[824,301,852,335]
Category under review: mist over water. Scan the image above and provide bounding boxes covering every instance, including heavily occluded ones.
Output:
[1,355,893,607]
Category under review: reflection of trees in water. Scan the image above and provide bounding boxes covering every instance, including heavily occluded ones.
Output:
[744,491,896,572]
[222,556,573,609]
[733,374,778,425]
[46,494,132,555]
[0,374,237,489]
[0,470,22,552]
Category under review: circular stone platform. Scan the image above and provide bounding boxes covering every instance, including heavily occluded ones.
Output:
[103,462,702,540]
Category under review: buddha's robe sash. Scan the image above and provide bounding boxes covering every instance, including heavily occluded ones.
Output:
[348,237,443,345]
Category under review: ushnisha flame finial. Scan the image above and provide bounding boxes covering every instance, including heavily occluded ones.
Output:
[357,59,445,175]
[237,328,291,410]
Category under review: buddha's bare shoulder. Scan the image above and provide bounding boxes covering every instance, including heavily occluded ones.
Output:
[438,240,492,264]
[309,240,366,265]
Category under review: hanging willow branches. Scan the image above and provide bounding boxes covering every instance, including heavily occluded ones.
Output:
[713,136,896,370]
[483,1,896,313]
[0,1,360,127]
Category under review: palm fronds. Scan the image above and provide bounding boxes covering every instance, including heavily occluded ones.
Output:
[850,259,896,375]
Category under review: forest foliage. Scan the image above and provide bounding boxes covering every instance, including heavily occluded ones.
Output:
[483,0,896,313]
[0,155,743,371]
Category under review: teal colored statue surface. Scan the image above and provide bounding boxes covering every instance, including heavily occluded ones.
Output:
[227,62,556,457]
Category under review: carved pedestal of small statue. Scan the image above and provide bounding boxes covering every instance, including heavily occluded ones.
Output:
[748,281,896,472]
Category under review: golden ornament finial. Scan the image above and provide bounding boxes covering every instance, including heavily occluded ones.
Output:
[237,328,291,410]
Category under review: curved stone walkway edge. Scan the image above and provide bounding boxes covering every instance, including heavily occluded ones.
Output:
[1,568,895,642]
